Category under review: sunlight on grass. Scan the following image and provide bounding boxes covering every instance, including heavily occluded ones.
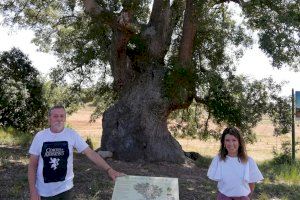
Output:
[260,160,300,185]
[257,192,272,200]
[277,163,300,185]
[195,153,300,185]
[0,127,33,147]
[195,154,300,200]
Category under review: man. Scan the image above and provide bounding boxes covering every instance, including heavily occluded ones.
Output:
[28,105,124,200]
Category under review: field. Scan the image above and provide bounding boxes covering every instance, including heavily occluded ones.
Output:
[1,104,300,199]
[67,104,300,162]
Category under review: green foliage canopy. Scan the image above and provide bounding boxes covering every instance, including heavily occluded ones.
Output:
[0,48,48,133]
[0,0,298,139]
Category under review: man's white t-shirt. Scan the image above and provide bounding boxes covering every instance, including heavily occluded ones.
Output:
[207,155,263,197]
[29,128,88,197]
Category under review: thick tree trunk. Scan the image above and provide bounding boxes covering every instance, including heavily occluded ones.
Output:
[85,0,195,163]
[101,67,185,163]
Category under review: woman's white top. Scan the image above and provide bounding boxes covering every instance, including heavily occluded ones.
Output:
[207,155,263,197]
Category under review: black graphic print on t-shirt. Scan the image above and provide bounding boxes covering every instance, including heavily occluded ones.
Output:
[41,141,69,183]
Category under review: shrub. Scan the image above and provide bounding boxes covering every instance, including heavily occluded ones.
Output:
[272,141,298,165]
[0,48,48,133]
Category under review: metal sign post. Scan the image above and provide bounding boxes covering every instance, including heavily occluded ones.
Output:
[292,89,295,161]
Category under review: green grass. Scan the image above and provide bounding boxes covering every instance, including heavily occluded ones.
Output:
[1,124,300,199]
[196,154,300,185]
[260,159,300,185]
[195,154,300,199]
[256,159,300,199]
[0,127,33,147]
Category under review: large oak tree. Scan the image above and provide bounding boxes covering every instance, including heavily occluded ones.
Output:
[1,0,298,163]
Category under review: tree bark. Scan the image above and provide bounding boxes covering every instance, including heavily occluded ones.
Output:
[101,66,185,163]
[179,0,197,66]
[84,0,195,163]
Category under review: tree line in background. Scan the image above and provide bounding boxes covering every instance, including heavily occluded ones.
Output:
[0,48,293,143]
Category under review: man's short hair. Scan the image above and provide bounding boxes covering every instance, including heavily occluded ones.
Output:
[48,105,66,116]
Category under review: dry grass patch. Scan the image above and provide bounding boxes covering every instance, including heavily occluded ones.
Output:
[67,106,300,162]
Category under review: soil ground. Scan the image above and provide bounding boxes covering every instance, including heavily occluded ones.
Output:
[2,144,300,200]
[1,105,300,199]
[0,144,216,200]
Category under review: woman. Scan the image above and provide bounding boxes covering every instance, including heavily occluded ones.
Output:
[207,127,263,200]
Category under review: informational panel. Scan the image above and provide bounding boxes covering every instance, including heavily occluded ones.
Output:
[296,91,300,119]
[112,175,179,200]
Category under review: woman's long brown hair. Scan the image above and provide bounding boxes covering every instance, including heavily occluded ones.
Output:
[219,127,248,163]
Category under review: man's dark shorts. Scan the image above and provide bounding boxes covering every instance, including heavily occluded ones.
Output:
[41,188,73,200]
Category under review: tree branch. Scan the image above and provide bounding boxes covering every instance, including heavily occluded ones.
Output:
[165,0,184,51]
[82,0,117,28]
[179,0,197,66]
[82,0,103,16]
[82,0,140,34]
[82,0,141,93]
[143,0,173,60]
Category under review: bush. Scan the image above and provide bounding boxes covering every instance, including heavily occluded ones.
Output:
[272,141,298,165]
[43,81,84,115]
[0,48,48,133]
[259,141,300,185]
